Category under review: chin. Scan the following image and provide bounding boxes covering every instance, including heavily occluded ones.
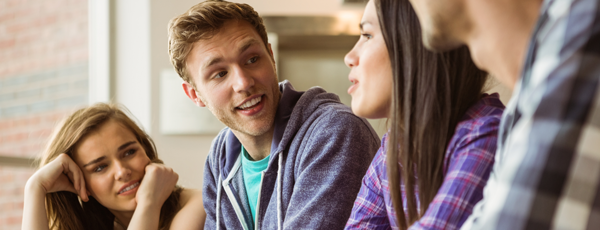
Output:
[352,106,374,119]
[241,120,274,137]
[116,202,138,212]
[353,102,388,119]
[98,201,136,212]
[422,25,465,52]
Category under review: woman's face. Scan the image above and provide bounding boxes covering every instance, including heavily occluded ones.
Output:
[345,0,393,119]
[73,119,151,212]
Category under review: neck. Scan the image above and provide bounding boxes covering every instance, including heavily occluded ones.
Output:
[111,210,133,228]
[464,0,543,89]
[233,127,275,161]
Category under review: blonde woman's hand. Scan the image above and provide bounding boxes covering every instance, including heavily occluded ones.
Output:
[134,163,179,208]
[25,153,89,201]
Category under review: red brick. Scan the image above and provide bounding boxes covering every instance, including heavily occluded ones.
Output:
[0,38,15,49]
[0,173,14,182]
[6,215,21,225]
[0,201,22,211]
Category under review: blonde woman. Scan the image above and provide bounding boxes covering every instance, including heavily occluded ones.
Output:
[22,103,205,230]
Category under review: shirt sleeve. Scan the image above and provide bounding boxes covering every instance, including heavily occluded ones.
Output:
[409,117,499,230]
[345,140,393,230]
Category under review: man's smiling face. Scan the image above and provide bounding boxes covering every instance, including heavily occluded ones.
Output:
[183,19,280,138]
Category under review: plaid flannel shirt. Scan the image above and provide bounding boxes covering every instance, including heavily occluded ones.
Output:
[345,94,505,230]
[461,0,600,229]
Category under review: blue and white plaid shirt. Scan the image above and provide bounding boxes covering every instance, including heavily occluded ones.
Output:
[462,0,600,229]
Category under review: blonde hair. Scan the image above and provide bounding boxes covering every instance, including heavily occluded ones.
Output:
[39,103,181,230]
[167,0,269,87]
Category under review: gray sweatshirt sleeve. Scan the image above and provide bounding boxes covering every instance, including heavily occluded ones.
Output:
[282,111,380,229]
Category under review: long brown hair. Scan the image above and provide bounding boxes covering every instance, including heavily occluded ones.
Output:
[375,0,487,228]
[39,103,182,230]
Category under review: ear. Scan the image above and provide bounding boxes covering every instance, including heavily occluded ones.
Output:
[182,81,206,107]
[267,43,275,64]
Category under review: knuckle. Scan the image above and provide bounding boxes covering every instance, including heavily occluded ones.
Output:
[57,153,68,160]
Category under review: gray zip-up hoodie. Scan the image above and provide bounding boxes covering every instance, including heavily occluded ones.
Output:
[202,81,380,230]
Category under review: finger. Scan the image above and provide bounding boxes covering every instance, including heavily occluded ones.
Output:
[144,163,155,173]
[79,175,89,202]
[64,156,87,200]
[58,154,78,191]
[56,174,79,194]
[63,159,81,192]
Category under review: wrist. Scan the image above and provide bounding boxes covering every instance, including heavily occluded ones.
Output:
[24,180,47,200]
[132,200,162,221]
[135,199,162,210]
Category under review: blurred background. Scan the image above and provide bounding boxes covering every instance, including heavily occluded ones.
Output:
[0,0,511,229]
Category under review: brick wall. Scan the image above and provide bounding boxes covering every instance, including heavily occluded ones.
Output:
[0,0,88,229]
[0,166,35,229]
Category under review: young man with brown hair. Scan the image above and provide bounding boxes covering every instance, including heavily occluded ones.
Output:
[168,1,380,229]
[407,0,600,229]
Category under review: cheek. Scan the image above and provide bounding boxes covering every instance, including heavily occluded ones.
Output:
[206,85,232,105]
[85,175,111,198]
[133,154,151,171]
[254,65,278,87]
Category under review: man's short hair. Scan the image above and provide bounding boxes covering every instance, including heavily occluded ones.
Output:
[168,0,269,85]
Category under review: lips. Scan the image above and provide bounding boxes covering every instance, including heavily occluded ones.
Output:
[236,95,264,110]
[118,180,140,195]
[235,95,265,116]
[237,96,262,110]
[348,79,359,95]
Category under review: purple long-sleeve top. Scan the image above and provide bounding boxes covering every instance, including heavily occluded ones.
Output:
[346,93,505,230]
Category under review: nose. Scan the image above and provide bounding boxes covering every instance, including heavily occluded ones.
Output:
[114,162,132,182]
[345,44,359,68]
[231,66,255,93]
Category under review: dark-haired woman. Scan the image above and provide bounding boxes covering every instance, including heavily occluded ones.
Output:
[22,103,205,230]
[344,0,504,229]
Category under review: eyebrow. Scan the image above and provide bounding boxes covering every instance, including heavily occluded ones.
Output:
[201,39,260,71]
[203,57,224,70]
[360,21,371,31]
[83,156,105,167]
[118,141,137,151]
[238,39,258,54]
[82,141,137,167]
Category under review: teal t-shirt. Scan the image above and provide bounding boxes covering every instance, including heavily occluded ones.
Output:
[241,146,270,222]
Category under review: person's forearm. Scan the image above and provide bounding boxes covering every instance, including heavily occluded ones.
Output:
[127,202,161,230]
[22,181,50,230]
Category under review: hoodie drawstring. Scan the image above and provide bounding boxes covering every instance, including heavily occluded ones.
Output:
[277,153,283,230]
[216,174,222,230]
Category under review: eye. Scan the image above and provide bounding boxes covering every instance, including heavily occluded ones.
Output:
[93,165,107,173]
[124,149,136,157]
[361,33,373,40]
[214,71,227,79]
[247,56,258,64]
